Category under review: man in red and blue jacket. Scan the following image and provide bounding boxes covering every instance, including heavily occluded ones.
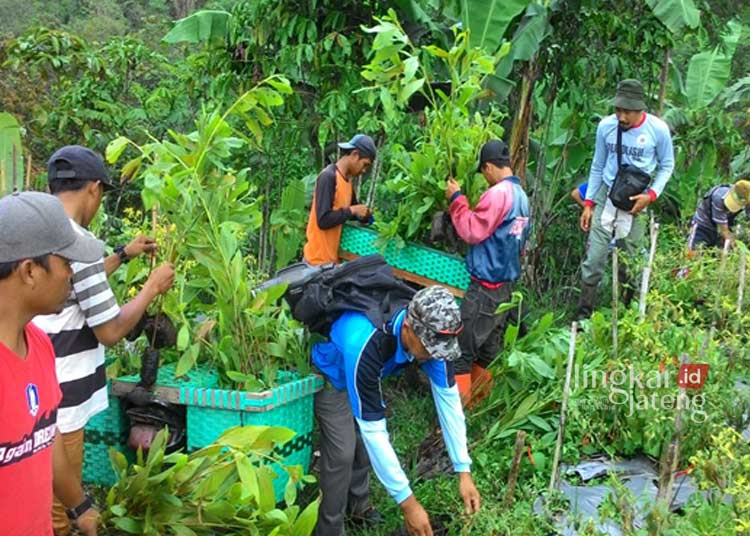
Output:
[445,140,530,406]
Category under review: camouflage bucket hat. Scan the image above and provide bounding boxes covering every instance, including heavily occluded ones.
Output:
[406,286,463,361]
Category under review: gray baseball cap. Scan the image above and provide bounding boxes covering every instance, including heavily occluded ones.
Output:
[406,285,463,361]
[0,192,104,263]
[338,134,377,160]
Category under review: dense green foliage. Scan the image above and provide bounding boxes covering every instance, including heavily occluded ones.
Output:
[104,425,318,535]
[2,0,750,533]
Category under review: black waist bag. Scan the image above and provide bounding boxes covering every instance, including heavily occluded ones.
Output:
[609,126,652,211]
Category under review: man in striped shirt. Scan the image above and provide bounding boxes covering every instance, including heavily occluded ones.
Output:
[32,145,175,536]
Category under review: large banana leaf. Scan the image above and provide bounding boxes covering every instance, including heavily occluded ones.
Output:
[721,19,745,57]
[393,0,445,45]
[162,10,231,44]
[0,113,23,195]
[724,76,750,108]
[458,0,531,53]
[685,47,731,108]
[507,3,548,62]
[645,0,700,33]
[488,3,549,100]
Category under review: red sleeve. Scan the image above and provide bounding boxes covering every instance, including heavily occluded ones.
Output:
[449,182,512,245]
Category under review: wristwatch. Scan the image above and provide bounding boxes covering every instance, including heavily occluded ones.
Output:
[114,245,130,264]
[65,495,94,520]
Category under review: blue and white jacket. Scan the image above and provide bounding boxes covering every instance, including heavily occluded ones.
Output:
[312,308,472,505]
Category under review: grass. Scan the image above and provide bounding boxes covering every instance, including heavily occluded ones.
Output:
[349,370,555,536]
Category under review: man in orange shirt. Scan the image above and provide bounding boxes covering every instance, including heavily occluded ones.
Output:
[303,134,376,265]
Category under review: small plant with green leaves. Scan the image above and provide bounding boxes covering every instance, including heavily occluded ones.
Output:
[103,425,318,535]
[360,9,508,242]
[107,76,311,389]
[688,427,750,533]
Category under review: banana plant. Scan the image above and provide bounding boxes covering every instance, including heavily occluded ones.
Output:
[162,10,232,44]
[645,0,701,33]
[0,113,24,194]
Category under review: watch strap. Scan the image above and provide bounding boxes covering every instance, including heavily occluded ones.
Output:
[65,495,93,520]
[115,245,130,264]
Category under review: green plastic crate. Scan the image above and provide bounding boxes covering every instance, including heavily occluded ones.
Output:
[340,224,470,290]
[82,393,129,487]
[115,364,322,502]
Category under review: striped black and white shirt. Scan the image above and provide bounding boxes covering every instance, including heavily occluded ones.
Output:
[33,220,120,433]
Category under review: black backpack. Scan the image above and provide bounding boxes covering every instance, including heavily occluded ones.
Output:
[259,255,416,335]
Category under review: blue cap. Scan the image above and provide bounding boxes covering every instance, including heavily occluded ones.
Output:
[337,134,377,160]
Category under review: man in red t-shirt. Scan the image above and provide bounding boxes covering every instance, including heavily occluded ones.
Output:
[0,192,105,536]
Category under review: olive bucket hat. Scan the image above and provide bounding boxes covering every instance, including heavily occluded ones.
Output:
[614,79,646,110]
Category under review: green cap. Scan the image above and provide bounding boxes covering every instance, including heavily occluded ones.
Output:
[614,79,646,111]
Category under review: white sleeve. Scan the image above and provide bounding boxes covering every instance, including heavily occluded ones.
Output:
[431,382,472,472]
[356,417,413,504]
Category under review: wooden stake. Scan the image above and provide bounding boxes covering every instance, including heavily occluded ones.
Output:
[738,248,746,315]
[504,430,527,507]
[656,353,688,508]
[612,245,619,359]
[1,160,6,196]
[639,217,660,321]
[12,144,17,192]
[150,206,158,271]
[707,239,731,345]
[25,153,32,191]
[657,49,671,116]
[549,321,578,494]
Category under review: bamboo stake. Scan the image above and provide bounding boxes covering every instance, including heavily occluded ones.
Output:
[366,135,383,208]
[657,49,671,116]
[12,144,17,192]
[504,430,527,507]
[656,353,688,513]
[149,205,162,351]
[1,160,6,196]
[549,321,578,494]
[25,154,32,191]
[639,216,660,321]
[738,248,746,315]
[707,239,731,346]
[612,245,619,359]
[150,206,158,272]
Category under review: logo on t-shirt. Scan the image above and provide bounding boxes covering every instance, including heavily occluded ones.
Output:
[26,384,40,417]
[636,134,648,146]
[509,217,529,238]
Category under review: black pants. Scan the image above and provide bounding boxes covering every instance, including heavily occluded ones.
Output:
[455,280,515,375]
